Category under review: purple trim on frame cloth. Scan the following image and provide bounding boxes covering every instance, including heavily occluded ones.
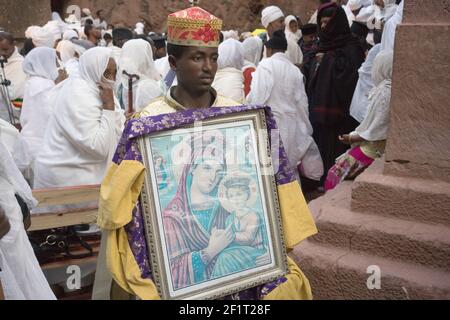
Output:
[113,105,294,299]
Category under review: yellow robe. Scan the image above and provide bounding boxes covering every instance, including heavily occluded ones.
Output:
[98,88,318,300]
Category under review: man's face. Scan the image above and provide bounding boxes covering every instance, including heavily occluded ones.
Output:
[0,39,15,60]
[303,34,317,45]
[98,10,104,20]
[268,17,285,37]
[93,27,102,40]
[170,46,218,95]
[320,16,332,30]
[191,160,223,195]
[375,0,385,8]
[156,47,167,59]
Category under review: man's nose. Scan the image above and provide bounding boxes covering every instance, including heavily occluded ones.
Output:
[202,58,213,73]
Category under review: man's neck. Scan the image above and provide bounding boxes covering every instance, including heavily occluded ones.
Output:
[88,36,98,45]
[172,86,214,109]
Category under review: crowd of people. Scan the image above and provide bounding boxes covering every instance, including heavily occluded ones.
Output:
[0,0,403,300]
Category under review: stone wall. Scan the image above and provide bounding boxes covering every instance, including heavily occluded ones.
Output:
[58,0,318,32]
[0,0,52,39]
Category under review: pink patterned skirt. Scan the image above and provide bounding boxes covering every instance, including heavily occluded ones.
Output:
[324,146,375,192]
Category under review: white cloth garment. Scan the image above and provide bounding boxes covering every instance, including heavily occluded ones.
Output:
[381,0,403,51]
[33,47,125,189]
[25,26,40,39]
[222,30,239,41]
[354,50,393,141]
[285,37,303,65]
[0,142,56,300]
[381,0,398,23]
[31,27,55,48]
[20,47,58,162]
[213,39,245,103]
[134,22,144,35]
[155,56,178,88]
[350,43,382,123]
[285,15,302,43]
[0,119,31,175]
[247,52,323,180]
[261,6,284,28]
[118,39,164,111]
[42,20,63,43]
[56,40,85,78]
[110,46,122,65]
[63,29,79,41]
[242,36,263,70]
[309,10,318,24]
[0,48,27,122]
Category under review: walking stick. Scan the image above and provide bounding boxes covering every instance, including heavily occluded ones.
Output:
[0,279,4,300]
[122,71,140,115]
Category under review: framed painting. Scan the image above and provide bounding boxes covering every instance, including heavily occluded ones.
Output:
[138,109,288,300]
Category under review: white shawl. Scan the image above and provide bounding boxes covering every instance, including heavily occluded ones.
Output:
[247,52,323,180]
[0,142,55,300]
[355,50,394,141]
[0,48,26,122]
[20,48,58,162]
[350,43,382,123]
[381,0,404,51]
[118,39,164,111]
[242,36,263,70]
[285,15,302,43]
[33,47,125,189]
[213,39,246,103]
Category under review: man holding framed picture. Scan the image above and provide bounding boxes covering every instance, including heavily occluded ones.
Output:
[98,5,317,301]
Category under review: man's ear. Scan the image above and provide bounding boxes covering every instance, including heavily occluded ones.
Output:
[168,55,177,71]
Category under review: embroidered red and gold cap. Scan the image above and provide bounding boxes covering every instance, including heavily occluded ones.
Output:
[167,6,223,47]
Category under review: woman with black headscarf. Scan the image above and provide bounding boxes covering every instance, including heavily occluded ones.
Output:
[308,2,365,183]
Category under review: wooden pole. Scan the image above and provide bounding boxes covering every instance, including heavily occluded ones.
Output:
[0,279,5,300]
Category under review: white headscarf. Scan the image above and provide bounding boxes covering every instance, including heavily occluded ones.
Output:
[56,40,76,63]
[119,39,161,83]
[381,0,398,22]
[355,50,394,142]
[63,29,79,41]
[22,47,58,81]
[261,6,284,29]
[31,27,55,48]
[134,22,144,35]
[218,39,244,70]
[284,15,302,43]
[24,26,40,39]
[347,0,363,11]
[381,0,403,51]
[43,20,63,42]
[79,47,112,85]
[242,36,263,70]
[222,30,239,41]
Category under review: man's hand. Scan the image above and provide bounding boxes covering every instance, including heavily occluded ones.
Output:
[99,83,115,111]
[338,134,352,145]
[0,207,10,240]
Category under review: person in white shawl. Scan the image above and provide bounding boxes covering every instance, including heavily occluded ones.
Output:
[284,15,302,43]
[20,47,66,163]
[212,39,246,104]
[381,0,403,51]
[0,141,56,300]
[117,39,164,112]
[325,50,393,191]
[261,6,303,66]
[56,40,85,78]
[349,43,382,122]
[33,47,125,189]
[242,36,263,97]
[0,32,27,123]
[247,30,323,181]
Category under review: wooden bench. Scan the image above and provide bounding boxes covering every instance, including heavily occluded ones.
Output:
[30,185,100,231]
